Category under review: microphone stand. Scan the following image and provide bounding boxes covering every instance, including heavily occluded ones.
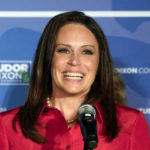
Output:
[84,142,93,150]
[82,115,98,150]
[77,104,98,150]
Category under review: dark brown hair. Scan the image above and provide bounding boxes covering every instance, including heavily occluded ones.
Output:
[14,11,125,143]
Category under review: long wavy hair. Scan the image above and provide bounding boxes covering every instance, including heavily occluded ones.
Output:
[14,11,125,143]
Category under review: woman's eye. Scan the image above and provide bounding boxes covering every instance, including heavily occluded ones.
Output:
[56,48,69,54]
[82,49,93,55]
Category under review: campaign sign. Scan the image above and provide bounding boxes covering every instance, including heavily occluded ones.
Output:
[0,60,32,85]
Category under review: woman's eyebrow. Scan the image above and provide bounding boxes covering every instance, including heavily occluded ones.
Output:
[55,43,71,48]
[81,45,96,49]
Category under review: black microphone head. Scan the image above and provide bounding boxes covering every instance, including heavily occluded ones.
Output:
[77,104,96,119]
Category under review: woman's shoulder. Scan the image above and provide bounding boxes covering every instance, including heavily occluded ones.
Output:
[116,104,140,115]
[0,107,21,121]
[116,104,140,122]
[116,104,148,131]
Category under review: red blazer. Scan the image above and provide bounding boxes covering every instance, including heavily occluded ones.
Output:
[0,104,150,150]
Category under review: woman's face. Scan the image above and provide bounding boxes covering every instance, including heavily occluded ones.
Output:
[51,23,99,96]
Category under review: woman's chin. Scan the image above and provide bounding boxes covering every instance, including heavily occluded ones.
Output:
[63,87,89,96]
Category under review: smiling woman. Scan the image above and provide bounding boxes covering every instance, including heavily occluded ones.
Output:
[0,11,149,150]
[51,23,99,98]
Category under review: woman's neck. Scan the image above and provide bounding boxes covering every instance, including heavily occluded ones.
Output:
[50,93,86,121]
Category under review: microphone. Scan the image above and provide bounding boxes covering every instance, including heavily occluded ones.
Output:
[77,104,98,149]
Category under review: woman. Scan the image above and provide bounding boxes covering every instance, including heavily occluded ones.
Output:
[0,11,149,150]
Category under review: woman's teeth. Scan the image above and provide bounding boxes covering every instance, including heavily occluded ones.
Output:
[64,72,84,79]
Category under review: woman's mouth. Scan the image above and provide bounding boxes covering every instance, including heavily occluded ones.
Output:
[63,72,84,80]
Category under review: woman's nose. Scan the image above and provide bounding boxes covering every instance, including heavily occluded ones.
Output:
[68,53,81,66]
